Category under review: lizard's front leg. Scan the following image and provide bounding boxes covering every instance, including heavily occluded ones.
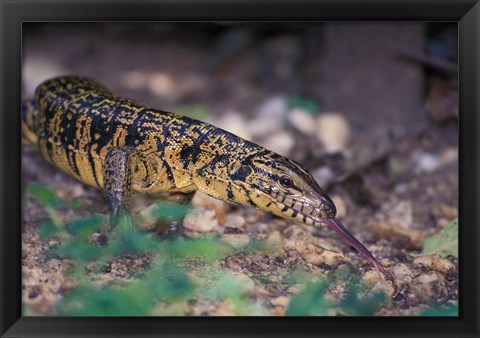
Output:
[103,148,133,227]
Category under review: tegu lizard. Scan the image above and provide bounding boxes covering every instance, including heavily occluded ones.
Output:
[22,76,385,273]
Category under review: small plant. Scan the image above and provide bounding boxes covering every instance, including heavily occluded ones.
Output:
[420,218,458,258]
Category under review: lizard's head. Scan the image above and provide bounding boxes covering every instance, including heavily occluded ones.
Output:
[225,152,337,224]
[194,149,386,274]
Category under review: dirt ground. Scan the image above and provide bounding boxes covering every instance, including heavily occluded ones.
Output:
[21,22,458,316]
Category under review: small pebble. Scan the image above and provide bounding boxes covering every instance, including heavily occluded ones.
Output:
[287,108,316,135]
[260,131,295,157]
[267,230,283,246]
[311,166,334,188]
[256,96,288,119]
[183,208,219,233]
[367,200,428,248]
[414,153,441,173]
[285,239,349,268]
[224,214,246,229]
[191,192,227,211]
[390,263,414,289]
[191,192,227,225]
[410,272,447,302]
[221,233,250,248]
[330,195,346,219]
[362,270,395,297]
[316,113,350,153]
[413,255,456,274]
[212,110,252,140]
[248,96,288,137]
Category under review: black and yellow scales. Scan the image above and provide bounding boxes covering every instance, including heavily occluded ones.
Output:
[22,76,385,273]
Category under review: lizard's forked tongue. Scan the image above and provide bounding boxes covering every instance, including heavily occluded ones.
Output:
[323,217,386,274]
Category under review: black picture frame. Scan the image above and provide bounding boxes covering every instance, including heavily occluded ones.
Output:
[1,1,479,337]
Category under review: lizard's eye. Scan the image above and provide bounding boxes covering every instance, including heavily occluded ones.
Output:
[279,176,294,189]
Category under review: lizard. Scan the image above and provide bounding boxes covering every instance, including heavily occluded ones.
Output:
[22,75,385,273]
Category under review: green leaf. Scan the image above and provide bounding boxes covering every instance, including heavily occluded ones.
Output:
[421,219,458,258]
[288,96,319,114]
[159,237,235,262]
[71,199,82,210]
[38,220,59,239]
[338,285,386,316]
[175,104,209,120]
[66,216,103,237]
[419,303,458,316]
[109,231,158,255]
[285,281,331,316]
[52,242,107,262]
[150,202,190,221]
[27,182,58,207]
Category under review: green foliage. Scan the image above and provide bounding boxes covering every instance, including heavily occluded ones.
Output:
[38,220,58,240]
[27,182,58,207]
[57,265,194,316]
[286,281,331,316]
[286,278,387,316]
[27,181,389,317]
[175,104,210,120]
[419,303,458,316]
[158,236,235,262]
[288,96,319,114]
[27,182,63,228]
[421,219,458,258]
[66,216,103,237]
[337,284,387,316]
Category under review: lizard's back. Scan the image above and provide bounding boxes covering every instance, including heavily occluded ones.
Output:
[24,76,219,193]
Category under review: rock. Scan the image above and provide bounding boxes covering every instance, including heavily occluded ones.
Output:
[191,191,227,210]
[257,95,289,119]
[183,208,219,233]
[191,191,228,225]
[410,272,447,302]
[287,108,316,135]
[212,110,252,140]
[413,255,456,274]
[316,113,351,153]
[221,233,250,248]
[248,96,288,137]
[330,195,347,219]
[267,230,283,246]
[311,166,335,188]
[362,270,395,298]
[23,57,67,96]
[271,306,285,316]
[285,239,349,268]
[147,72,176,98]
[224,214,246,229]
[366,200,429,248]
[414,153,441,173]
[390,263,414,289]
[432,204,458,222]
[260,131,295,157]
[439,148,458,167]
[366,221,428,249]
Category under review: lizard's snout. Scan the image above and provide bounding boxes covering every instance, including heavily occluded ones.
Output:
[319,195,336,218]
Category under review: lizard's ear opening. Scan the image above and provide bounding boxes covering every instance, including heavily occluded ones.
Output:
[230,165,252,182]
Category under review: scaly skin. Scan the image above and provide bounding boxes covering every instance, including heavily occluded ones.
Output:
[22,76,385,273]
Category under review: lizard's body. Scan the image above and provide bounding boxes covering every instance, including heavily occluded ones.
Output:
[22,76,385,273]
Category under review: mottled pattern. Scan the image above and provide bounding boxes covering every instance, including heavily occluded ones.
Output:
[22,75,338,226]
[22,76,387,271]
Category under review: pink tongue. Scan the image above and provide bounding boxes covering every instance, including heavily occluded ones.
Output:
[323,218,385,274]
